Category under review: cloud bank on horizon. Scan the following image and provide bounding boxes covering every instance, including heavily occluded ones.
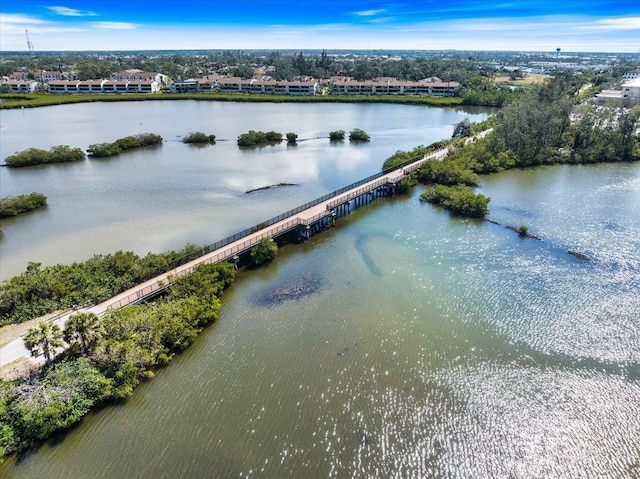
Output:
[1,0,638,52]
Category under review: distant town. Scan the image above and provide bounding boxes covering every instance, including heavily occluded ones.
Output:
[1,50,639,105]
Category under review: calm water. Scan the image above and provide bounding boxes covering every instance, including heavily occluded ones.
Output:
[1,103,639,478]
[0,101,486,280]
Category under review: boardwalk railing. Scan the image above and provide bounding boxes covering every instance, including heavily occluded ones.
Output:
[97,144,455,311]
[203,146,448,254]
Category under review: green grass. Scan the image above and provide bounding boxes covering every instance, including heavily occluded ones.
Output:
[0,92,464,109]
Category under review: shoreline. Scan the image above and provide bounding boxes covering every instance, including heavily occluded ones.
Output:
[0,92,465,110]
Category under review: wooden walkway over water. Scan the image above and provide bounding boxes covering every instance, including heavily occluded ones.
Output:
[90,145,452,314]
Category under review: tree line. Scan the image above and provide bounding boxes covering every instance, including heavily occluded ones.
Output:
[0,244,211,326]
[3,50,637,85]
[385,74,639,218]
[0,262,236,460]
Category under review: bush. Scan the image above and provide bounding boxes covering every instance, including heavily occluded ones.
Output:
[135,133,163,147]
[4,146,85,167]
[237,130,283,147]
[88,133,162,158]
[418,159,479,186]
[115,136,141,150]
[381,141,448,171]
[183,132,216,144]
[286,132,298,144]
[265,131,283,142]
[250,222,268,233]
[87,142,122,158]
[420,184,489,218]
[250,238,278,266]
[0,357,110,455]
[349,128,370,142]
[395,174,418,195]
[329,130,345,141]
[0,192,47,218]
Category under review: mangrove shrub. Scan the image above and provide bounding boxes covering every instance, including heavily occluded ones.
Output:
[329,130,345,141]
[4,145,84,167]
[87,133,162,158]
[183,132,216,144]
[381,141,448,171]
[349,128,370,142]
[0,192,47,218]
[250,238,278,266]
[237,130,283,147]
[421,184,490,218]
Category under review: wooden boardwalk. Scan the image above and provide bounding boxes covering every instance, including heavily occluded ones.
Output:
[90,145,453,314]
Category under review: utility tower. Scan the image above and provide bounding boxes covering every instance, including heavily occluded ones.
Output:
[25,29,35,57]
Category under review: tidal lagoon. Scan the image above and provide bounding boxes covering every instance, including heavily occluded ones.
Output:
[1,102,638,478]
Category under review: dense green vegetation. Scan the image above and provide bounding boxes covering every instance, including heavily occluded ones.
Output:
[349,128,370,142]
[237,130,283,147]
[485,75,639,166]
[568,104,640,163]
[417,158,479,186]
[381,141,449,171]
[182,132,216,144]
[286,132,298,144]
[0,192,47,218]
[0,92,465,110]
[394,174,418,195]
[0,262,236,459]
[460,86,520,107]
[329,130,346,141]
[250,238,278,266]
[0,243,208,326]
[420,184,490,218]
[382,74,639,218]
[23,322,64,364]
[87,133,163,158]
[3,145,84,167]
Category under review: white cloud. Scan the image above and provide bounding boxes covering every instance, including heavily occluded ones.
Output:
[0,13,48,26]
[588,17,640,31]
[47,6,98,17]
[92,22,138,30]
[0,10,636,52]
[354,9,386,17]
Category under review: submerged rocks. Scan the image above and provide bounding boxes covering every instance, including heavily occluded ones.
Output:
[506,225,541,240]
[245,183,298,194]
[258,275,322,305]
[568,250,590,261]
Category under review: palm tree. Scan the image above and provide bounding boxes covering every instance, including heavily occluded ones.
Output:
[63,311,103,355]
[24,322,64,364]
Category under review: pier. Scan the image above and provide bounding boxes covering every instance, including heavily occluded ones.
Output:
[94,144,450,312]
[0,142,459,367]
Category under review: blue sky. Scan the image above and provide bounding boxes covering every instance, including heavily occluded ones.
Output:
[1,1,639,52]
